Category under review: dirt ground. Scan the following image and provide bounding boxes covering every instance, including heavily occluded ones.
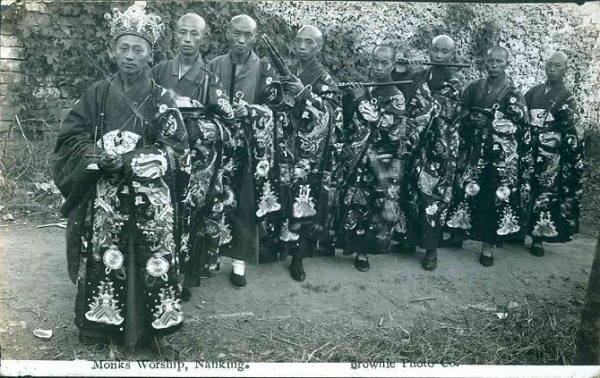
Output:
[0,222,596,363]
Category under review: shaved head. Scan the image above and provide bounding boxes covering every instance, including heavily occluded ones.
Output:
[485,46,509,78]
[295,25,323,63]
[227,14,257,57]
[230,14,257,32]
[177,13,206,32]
[373,44,396,61]
[297,25,323,46]
[371,45,396,82]
[546,51,569,83]
[487,46,509,61]
[548,51,568,65]
[175,13,206,56]
[432,35,455,50]
[430,34,455,63]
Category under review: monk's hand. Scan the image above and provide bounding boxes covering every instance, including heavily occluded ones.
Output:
[233,100,249,119]
[407,59,425,73]
[470,112,488,128]
[98,151,124,173]
[281,75,305,97]
[350,82,366,100]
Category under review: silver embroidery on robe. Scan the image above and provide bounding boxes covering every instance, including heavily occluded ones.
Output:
[497,207,520,235]
[532,211,558,237]
[446,202,471,230]
[85,280,124,325]
[279,219,300,242]
[152,286,183,329]
[256,180,281,218]
[293,185,317,218]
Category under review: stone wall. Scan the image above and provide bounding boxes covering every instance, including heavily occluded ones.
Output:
[0,0,75,138]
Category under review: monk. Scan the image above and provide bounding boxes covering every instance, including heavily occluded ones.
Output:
[446,46,531,267]
[152,13,235,300]
[525,51,583,256]
[53,4,188,357]
[207,14,283,288]
[265,25,343,281]
[393,35,463,270]
[340,45,425,271]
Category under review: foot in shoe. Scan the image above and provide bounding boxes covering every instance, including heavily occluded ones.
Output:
[290,256,306,281]
[422,250,438,271]
[479,249,494,267]
[181,287,191,302]
[230,270,246,289]
[530,243,545,257]
[354,254,370,272]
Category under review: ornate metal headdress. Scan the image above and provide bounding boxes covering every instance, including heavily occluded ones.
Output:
[104,2,165,47]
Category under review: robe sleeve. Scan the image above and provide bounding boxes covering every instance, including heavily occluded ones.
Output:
[205,73,235,126]
[52,82,104,217]
[556,95,583,233]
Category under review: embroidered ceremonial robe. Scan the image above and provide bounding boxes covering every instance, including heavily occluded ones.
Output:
[400,67,463,250]
[339,86,425,254]
[207,51,282,264]
[264,58,343,257]
[53,71,189,346]
[153,53,236,282]
[524,82,583,242]
[446,76,532,244]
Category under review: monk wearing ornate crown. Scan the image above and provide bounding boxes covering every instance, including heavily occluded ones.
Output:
[207,14,284,289]
[53,3,188,357]
[524,52,583,257]
[445,46,531,267]
[339,45,426,272]
[152,13,236,300]
[392,35,463,271]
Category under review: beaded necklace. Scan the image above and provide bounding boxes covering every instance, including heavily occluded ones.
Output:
[98,75,157,149]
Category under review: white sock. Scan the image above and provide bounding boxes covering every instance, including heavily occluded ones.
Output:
[232,259,246,276]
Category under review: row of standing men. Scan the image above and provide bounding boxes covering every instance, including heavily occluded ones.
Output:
[52,6,583,354]
[153,13,583,292]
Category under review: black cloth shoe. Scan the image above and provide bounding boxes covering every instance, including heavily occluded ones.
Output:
[479,252,494,267]
[290,256,306,281]
[181,287,191,302]
[422,251,438,271]
[354,254,370,272]
[530,244,545,257]
[230,270,246,289]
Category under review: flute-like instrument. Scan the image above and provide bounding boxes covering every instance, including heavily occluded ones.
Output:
[337,80,413,89]
[396,58,471,68]
[260,34,293,77]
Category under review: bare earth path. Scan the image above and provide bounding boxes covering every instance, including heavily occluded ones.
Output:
[0,223,596,363]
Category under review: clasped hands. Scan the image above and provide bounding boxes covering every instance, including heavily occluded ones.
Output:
[97,150,124,173]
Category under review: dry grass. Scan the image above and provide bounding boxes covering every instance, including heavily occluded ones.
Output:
[0,123,63,221]
[54,295,581,363]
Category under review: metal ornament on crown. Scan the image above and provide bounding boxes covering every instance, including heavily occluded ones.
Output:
[104,1,165,48]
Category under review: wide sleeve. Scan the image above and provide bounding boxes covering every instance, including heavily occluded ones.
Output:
[205,73,235,125]
[52,83,103,217]
[557,95,583,233]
